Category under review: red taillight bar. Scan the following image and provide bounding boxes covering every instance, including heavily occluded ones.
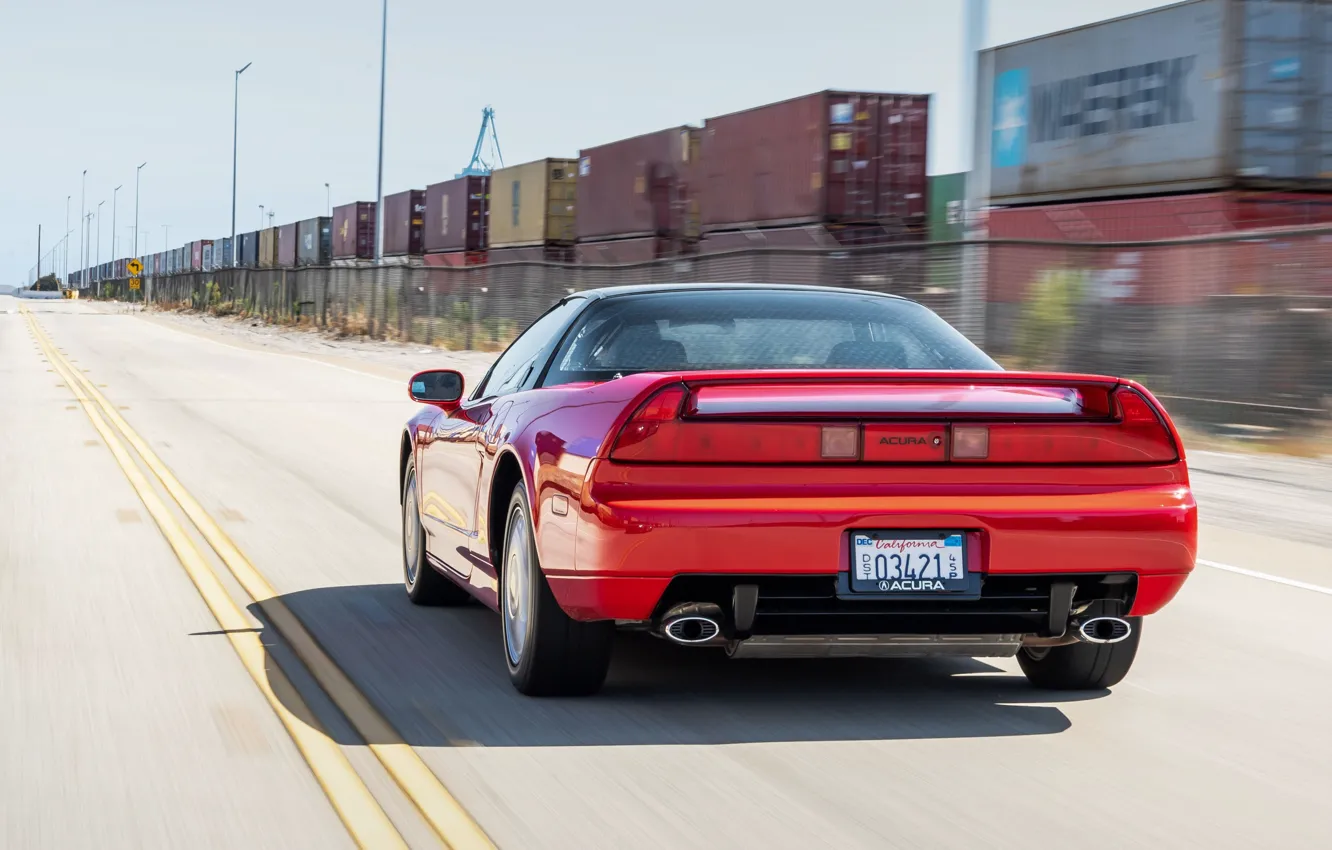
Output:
[610,384,1181,465]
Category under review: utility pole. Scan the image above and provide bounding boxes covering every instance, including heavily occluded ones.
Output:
[65,195,71,283]
[374,0,388,262]
[37,225,42,280]
[135,162,147,258]
[231,62,252,268]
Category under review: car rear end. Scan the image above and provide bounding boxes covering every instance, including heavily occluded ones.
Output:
[561,371,1197,659]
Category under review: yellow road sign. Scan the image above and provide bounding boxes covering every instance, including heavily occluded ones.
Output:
[128,258,143,275]
[129,277,141,290]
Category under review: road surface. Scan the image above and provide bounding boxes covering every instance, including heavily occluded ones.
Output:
[3,295,1330,849]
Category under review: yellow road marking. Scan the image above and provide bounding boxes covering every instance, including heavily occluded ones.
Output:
[26,308,495,850]
[21,308,407,850]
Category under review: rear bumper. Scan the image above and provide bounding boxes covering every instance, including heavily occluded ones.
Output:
[548,484,1196,625]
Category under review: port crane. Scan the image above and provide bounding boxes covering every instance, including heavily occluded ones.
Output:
[456,106,504,178]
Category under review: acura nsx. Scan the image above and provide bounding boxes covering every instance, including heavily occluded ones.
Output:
[399,284,1197,696]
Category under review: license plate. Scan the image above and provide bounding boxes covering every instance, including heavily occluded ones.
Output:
[850,531,967,593]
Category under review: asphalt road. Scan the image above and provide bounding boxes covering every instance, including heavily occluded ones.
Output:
[3,295,1331,849]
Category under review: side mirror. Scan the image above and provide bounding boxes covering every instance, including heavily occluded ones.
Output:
[409,369,464,410]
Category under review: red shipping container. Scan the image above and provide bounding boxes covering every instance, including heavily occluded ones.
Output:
[696,91,929,232]
[423,250,487,267]
[332,202,376,260]
[575,237,695,264]
[424,176,489,254]
[278,223,298,267]
[190,240,203,271]
[986,192,1332,306]
[576,126,699,241]
[489,245,575,264]
[383,190,426,256]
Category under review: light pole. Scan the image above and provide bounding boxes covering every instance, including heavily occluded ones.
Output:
[325,182,331,216]
[96,200,105,295]
[374,0,388,262]
[64,195,70,283]
[231,62,252,268]
[259,205,264,229]
[112,185,122,262]
[135,162,147,258]
[79,170,87,286]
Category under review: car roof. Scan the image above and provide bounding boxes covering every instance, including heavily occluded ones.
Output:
[574,282,912,302]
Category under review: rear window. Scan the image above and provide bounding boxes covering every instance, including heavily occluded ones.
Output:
[541,289,998,386]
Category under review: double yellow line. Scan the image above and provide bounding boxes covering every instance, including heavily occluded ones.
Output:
[22,306,494,850]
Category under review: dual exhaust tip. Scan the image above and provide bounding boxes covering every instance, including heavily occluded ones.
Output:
[660,604,1133,648]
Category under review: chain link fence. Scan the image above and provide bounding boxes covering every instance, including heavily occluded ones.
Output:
[93,228,1332,443]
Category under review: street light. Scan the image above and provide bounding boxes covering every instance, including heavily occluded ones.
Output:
[325,182,331,216]
[64,195,71,283]
[96,200,105,295]
[135,162,147,258]
[231,61,252,268]
[374,0,388,262]
[112,185,122,261]
[79,170,87,286]
[259,204,264,230]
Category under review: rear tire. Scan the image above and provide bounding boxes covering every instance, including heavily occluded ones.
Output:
[1017,602,1141,690]
[402,459,472,607]
[501,483,614,697]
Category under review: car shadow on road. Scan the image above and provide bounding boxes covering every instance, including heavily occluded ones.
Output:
[253,582,1107,749]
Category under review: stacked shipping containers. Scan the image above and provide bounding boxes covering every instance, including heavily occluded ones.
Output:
[297,217,332,266]
[383,190,426,257]
[488,158,578,264]
[696,90,929,251]
[423,176,489,262]
[975,0,1332,316]
[239,231,259,267]
[332,202,376,260]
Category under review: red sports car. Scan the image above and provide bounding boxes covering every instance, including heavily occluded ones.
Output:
[399,284,1197,696]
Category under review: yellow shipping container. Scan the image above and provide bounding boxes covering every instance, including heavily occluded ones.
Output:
[487,158,577,248]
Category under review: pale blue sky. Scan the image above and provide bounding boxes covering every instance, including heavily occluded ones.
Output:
[0,0,1162,284]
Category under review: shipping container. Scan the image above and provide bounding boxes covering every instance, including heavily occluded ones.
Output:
[928,173,967,242]
[259,227,279,268]
[383,189,426,256]
[697,91,929,232]
[985,191,1332,305]
[239,231,260,268]
[422,250,488,267]
[202,243,213,271]
[332,202,376,259]
[575,236,697,264]
[488,244,577,264]
[423,176,489,253]
[576,126,700,241]
[215,237,233,269]
[976,0,1332,205]
[297,216,333,266]
[188,240,200,271]
[487,158,578,248]
[278,223,298,267]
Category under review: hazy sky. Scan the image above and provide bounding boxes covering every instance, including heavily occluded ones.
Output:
[0,0,1162,284]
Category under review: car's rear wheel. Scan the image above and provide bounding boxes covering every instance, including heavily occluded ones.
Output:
[501,482,614,696]
[1017,602,1141,690]
[402,460,471,607]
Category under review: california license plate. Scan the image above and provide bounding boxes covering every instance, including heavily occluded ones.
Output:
[850,531,968,593]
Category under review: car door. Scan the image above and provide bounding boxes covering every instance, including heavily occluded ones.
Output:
[420,297,586,576]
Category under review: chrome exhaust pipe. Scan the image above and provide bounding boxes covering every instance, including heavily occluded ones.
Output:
[657,602,727,647]
[1074,616,1133,644]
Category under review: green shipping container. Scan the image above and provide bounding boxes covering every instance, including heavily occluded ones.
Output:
[928,173,966,242]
